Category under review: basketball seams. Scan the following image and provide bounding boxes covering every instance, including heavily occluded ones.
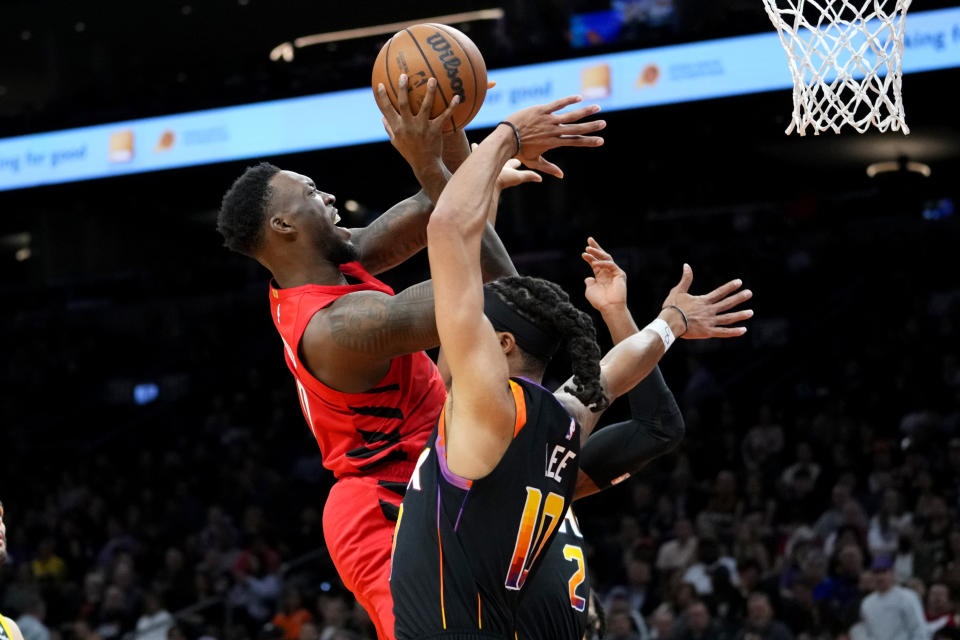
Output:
[384,35,400,106]
[403,27,457,132]
[431,23,481,126]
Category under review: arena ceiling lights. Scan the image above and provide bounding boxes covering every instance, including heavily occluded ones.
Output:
[268,9,505,63]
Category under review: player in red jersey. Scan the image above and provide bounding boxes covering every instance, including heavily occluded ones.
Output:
[216,75,592,640]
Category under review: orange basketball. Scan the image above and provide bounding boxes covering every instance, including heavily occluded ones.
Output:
[372,23,488,133]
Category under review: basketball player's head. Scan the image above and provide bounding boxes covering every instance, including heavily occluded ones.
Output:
[217,162,358,267]
[484,276,608,412]
[0,500,7,563]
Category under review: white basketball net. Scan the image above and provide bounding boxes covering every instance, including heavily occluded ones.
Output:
[762,0,912,135]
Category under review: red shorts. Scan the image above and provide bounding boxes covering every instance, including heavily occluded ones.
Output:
[323,475,407,640]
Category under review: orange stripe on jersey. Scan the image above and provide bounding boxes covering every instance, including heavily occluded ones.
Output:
[477,592,482,629]
[438,520,447,629]
[509,380,527,437]
[437,405,447,448]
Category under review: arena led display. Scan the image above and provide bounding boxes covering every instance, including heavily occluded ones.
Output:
[1,6,958,192]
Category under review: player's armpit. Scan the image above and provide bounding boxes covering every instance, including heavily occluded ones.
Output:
[300,283,440,392]
[573,470,602,501]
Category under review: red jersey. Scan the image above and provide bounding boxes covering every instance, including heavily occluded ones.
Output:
[269,262,446,482]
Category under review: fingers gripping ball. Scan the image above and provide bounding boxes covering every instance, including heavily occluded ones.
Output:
[372,23,488,132]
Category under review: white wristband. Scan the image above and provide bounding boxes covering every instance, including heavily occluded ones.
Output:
[644,318,675,350]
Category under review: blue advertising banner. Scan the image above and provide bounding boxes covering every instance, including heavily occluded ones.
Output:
[1,6,958,192]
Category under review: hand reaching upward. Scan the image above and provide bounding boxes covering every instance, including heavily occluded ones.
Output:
[582,237,627,314]
[660,264,754,339]
[505,95,606,179]
[374,74,460,172]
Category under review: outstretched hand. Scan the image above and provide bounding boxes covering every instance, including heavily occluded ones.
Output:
[374,74,460,172]
[469,143,541,191]
[660,264,753,339]
[505,95,606,179]
[497,158,542,190]
[582,237,627,313]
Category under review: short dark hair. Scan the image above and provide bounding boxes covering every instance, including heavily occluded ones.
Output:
[217,162,281,256]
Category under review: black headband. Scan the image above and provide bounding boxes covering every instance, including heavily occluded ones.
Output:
[483,288,561,360]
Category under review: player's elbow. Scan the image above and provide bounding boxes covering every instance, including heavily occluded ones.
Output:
[427,206,461,241]
[660,407,686,452]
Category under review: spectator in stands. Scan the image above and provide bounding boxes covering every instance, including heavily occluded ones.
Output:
[15,597,50,640]
[711,564,745,628]
[31,539,66,583]
[858,556,927,640]
[740,407,784,472]
[825,504,869,558]
[895,524,918,584]
[780,442,821,489]
[684,539,738,597]
[658,519,698,573]
[316,592,348,640]
[678,601,722,640]
[814,484,853,540]
[732,518,770,574]
[650,604,678,640]
[822,544,866,624]
[617,559,655,615]
[607,609,643,640]
[737,593,793,640]
[868,489,912,558]
[96,519,138,570]
[926,583,958,635]
[701,472,738,543]
[133,592,174,640]
[298,621,319,640]
[73,619,103,640]
[272,587,312,640]
[2,564,40,616]
[95,585,134,640]
[735,474,774,535]
[916,497,952,582]
[158,548,194,612]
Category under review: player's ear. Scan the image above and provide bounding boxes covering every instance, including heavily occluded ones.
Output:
[269,212,296,236]
[498,331,517,356]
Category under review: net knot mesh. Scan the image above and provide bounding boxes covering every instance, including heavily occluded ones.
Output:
[762,0,912,135]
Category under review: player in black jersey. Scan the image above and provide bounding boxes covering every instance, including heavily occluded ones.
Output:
[391,95,608,640]
[518,239,750,640]
[390,97,753,640]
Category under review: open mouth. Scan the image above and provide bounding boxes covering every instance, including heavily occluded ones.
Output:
[332,208,340,225]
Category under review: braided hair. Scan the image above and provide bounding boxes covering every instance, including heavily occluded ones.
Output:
[486,276,608,412]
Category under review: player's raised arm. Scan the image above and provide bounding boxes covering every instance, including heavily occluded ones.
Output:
[428,96,605,478]
[556,241,753,435]
[351,76,456,276]
[562,238,686,499]
[357,75,533,278]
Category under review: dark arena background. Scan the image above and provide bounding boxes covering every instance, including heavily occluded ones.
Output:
[2,2,959,640]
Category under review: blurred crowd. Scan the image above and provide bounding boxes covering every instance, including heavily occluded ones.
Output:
[1,184,958,640]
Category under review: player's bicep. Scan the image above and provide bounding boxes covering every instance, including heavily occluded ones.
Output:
[303,287,439,365]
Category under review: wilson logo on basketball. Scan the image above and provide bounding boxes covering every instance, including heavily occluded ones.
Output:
[425,32,466,102]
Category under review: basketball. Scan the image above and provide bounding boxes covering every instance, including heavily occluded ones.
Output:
[372,23,488,132]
